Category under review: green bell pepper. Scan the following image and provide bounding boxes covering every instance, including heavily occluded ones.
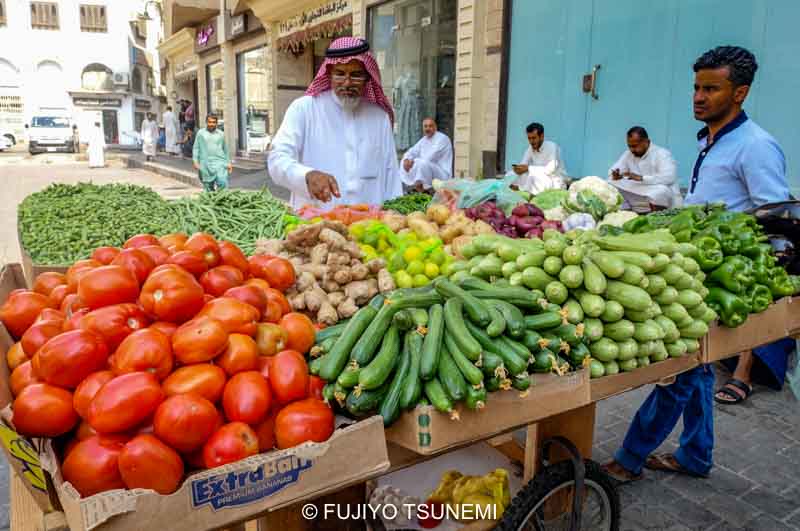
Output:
[764,267,795,298]
[692,236,724,271]
[750,253,775,285]
[623,216,658,234]
[708,256,754,294]
[791,275,800,295]
[668,210,701,238]
[744,283,772,313]
[705,286,750,328]
[741,241,773,260]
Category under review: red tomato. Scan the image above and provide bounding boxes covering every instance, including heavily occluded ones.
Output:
[245,278,271,293]
[118,434,184,494]
[268,350,309,404]
[159,233,188,250]
[62,435,126,497]
[264,288,291,316]
[224,285,267,318]
[307,375,326,401]
[111,249,156,286]
[88,372,164,434]
[32,272,66,296]
[261,300,282,324]
[73,370,115,419]
[0,290,51,339]
[197,297,259,336]
[249,256,295,292]
[255,356,271,379]
[20,319,63,357]
[200,266,245,297]
[91,246,121,265]
[78,265,140,310]
[166,250,209,278]
[138,245,171,267]
[139,265,205,324]
[216,334,259,376]
[279,313,316,354]
[79,303,150,351]
[76,419,98,440]
[7,342,28,372]
[149,321,178,338]
[12,383,78,437]
[202,422,259,469]
[62,307,90,331]
[162,364,227,403]
[9,360,39,396]
[112,328,173,380]
[219,241,250,274]
[184,233,221,268]
[253,411,277,452]
[60,294,88,315]
[171,316,229,364]
[274,399,334,449]
[36,329,109,389]
[36,308,65,324]
[66,259,102,293]
[124,234,161,249]
[222,371,271,424]
[154,394,219,453]
[48,284,70,309]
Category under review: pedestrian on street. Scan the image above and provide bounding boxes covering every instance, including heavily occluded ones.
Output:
[141,112,158,162]
[179,125,194,159]
[185,101,196,131]
[193,114,231,192]
[163,106,180,155]
[602,45,789,483]
[87,122,105,168]
[72,125,80,154]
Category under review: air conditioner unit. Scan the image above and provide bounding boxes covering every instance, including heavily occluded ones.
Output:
[113,72,130,86]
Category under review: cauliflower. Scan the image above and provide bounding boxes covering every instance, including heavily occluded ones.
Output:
[563,213,596,232]
[543,206,567,221]
[599,211,639,228]
[567,176,623,210]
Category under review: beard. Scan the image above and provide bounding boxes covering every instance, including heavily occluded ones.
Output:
[333,91,362,111]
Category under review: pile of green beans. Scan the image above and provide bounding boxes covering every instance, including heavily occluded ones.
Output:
[382,193,432,215]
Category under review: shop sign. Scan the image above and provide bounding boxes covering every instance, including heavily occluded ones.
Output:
[195,18,218,52]
[73,96,122,108]
[278,0,351,38]
[175,56,198,78]
[135,98,152,109]
[231,13,247,37]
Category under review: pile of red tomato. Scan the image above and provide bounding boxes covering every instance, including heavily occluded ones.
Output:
[0,232,334,498]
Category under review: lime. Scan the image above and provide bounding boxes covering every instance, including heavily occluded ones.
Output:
[440,261,453,277]
[405,232,418,242]
[413,274,431,287]
[407,260,425,276]
[429,248,447,266]
[360,244,377,255]
[377,239,390,252]
[421,238,440,249]
[403,246,423,263]
[388,251,406,271]
[395,271,414,288]
[363,232,379,247]
[424,263,440,278]
[349,224,366,240]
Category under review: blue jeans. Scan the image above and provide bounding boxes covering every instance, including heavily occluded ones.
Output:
[614,364,715,476]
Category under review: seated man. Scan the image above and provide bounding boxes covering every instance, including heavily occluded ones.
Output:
[509,122,567,193]
[608,126,682,212]
[400,117,453,192]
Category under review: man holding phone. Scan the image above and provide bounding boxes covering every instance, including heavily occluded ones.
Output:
[509,122,567,193]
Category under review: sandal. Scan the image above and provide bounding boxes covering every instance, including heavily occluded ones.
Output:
[644,453,709,478]
[714,378,752,405]
[600,460,643,484]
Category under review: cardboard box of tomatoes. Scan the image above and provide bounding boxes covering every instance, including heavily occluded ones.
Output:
[0,257,390,531]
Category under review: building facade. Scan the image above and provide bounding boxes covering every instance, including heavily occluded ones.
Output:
[0,0,164,146]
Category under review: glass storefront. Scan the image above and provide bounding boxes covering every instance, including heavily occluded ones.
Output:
[236,46,270,153]
[206,61,224,126]
[368,0,457,152]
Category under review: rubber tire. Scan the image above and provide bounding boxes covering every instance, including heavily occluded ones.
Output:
[496,459,620,531]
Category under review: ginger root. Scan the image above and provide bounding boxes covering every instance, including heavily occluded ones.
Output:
[317,302,339,325]
[287,292,306,311]
[328,291,347,307]
[309,243,329,265]
[333,268,353,285]
[296,264,328,281]
[345,280,376,305]
[255,239,284,256]
[319,228,348,249]
[337,297,359,319]
[350,262,369,281]
[377,269,396,293]
[366,258,387,274]
[323,279,340,293]
[326,252,351,267]
[295,271,316,292]
[305,284,328,313]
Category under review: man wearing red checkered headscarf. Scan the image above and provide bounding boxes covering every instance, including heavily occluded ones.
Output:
[269,37,402,210]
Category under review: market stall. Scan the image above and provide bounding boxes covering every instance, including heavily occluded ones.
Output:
[3,178,798,531]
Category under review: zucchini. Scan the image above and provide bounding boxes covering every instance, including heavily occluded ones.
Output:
[617,338,639,361]
[516,249,547,269]
[634,320,666,342]
[621,264,646,287]
[662,302,690,325]
[645,275,667,296]
[489,299,526,337]
[562,298,584,324]
[358,324,401,390]
[681,338,701,353]
[589,251,626,278]
[649,253,671,273]
[444,332,484,386]
[559,265,584,289]
[654,286,679,305]
[562,245,584,266]
[511,374,532,391]
[605,280,653,311]
[434,278,490,326]
[501,262,518,279]
[400,330,424,410]
[600,300,625,323]
[438,347,468,401]
[465,384,487,410]
[480,350,506,378]
[681,257,700,275]
[582,258,608,295]
[604,319,636,341]
[349,303,396,367]
[596,235,662,256]
[575,289,606,318]
[545,281,569,305]
[654,315,680,343]
[677,290,703,309]
[524,311,564,330]
[421,304,446,379]
[590,337,619,362]
[486,306,507,337]
[543,256,564,276]
[661,264,684,284]
[509,272,524,287]
[625,306,654,323]
[678,319,709,339]
[424,378,454,414]
[651,344,669,362]
[337,363,361,388]
[583,318,604,342]
[409,308,429,327]
[675,273,695,291]
[666,340,688,358]
[315,320,350,342]
[610,251,655,271]
[346,380,391,416]
[319,304,378,380]
[620,358,639,372]
[443,298,482,361]
[521,266,556,291]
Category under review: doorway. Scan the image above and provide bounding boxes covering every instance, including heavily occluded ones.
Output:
[101,110,118,144]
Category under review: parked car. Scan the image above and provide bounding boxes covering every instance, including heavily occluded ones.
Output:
[0,129,16,146]
[27,115,75,154]
[0,135,11,151]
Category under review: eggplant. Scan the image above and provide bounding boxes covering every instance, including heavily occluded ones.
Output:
[465,207,478,219]
[526,204,545,218]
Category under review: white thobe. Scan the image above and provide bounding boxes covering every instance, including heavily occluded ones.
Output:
[141,119,158,157]
[510,140,568,191]
[163,111,179,154]
[400,131,453,188]
[608,143,682,210]
[88,127,105,168]
[268,91,402,211]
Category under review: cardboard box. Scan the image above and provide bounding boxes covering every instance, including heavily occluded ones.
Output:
[590,352,701,402]
[0,264,391,531]
[385,370,590,455]
[785,297,800,335]
[18,229,68,288]
[703,298,789,364]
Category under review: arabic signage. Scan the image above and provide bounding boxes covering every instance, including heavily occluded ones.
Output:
[195,17,218,53]
[231,13,247,37]
[135,98,152,109]
[174,55,198,78]
[73,96,123,108]
[278,0,351,39]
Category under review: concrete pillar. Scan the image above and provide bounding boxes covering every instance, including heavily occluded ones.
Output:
[222,40,238,154]
[265,23,279,135]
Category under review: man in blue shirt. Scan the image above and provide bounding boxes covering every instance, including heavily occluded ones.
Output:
[603,46,789,482]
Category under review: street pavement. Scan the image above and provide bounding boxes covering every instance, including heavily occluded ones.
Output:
[0,154,798,530]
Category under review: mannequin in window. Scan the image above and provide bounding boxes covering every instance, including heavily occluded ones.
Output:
[393,67,422,151]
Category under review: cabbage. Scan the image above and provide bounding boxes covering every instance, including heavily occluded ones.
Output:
[567,176,623,210]
[532,189,569,210]
[599,211,639,228]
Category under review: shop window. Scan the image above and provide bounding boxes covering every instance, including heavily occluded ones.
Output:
[237,47,269,152]
[131,67,143,94]
[80,4,107,33]
[134,112,145,132]
[206,61,224,124]
[0,1,7,27]
[31,1,59,30]
[81,63,113,91]
[146,72,155,96]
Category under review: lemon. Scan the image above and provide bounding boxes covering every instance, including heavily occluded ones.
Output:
[349,224,366,240]
[407,260,425,276]
[403,246,423,262]
[363,232,379,247]
[360,244,377,255]
[388,251,406,271]
[429,248,447,266]
[377,239,390,252]
[424,263,440,278]
[421,238,440,249]
[405,232,418,242]
[413,274,431,287]
[440,261,453,277]
[395,271,414,288]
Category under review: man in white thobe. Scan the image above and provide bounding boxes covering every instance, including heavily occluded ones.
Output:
[163,106,180,155]
[609,126,682,212]
[268,37,402,210]
[141,113,158,161]
[87,122,105,168]
[509,122,568,193]
[400,117,453,192]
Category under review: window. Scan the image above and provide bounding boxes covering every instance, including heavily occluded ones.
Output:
[237,47,269,152]
[131,68,143,94]
[0,1,7,27]
[206,61,224,123]
[30,2,59,30]
[80,4,107,32]
[81,63,113,91]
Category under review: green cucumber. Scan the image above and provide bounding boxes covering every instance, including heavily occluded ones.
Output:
[438,347,468,401]
[349,303,396,367]
[480,351,506,378]
[524,312,564,330]
[512,374,532,391]
[337,363,361,388]
[309,355,324,376]
[444,332,484,386]
[443,298,482,361]
[554,322,584,346]
[345,380,391,416]
[465,320,527,375]
[465,384,487,410]
[322,383,336,402]
[315,320,350,342]
[358,324,401,390]
[484,376,502,392]
[486,306,507,337]
[531,349,556,373]
[392,310,415,331]
[499,336,533,362]
[420,304,445,379]
[319,304,378,380]
[424,378,454,414]
[378,341,411,426]
[568,342,591,366]
[409,308,429,327]
[590,251,626,278]
[434,278,490,325]
[400,330,424,410]
[488,299,525,337]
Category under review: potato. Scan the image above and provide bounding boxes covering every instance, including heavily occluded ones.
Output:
[407,217,439,239]
[427,204,451,225]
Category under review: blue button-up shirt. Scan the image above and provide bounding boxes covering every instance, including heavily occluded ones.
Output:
[684,111,789,212]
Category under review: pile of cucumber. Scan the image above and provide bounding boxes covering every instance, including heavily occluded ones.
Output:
[310,276,581,427]
[448,230,718,378]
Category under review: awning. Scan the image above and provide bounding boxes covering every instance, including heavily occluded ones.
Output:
[276,0,352,54]
[171,1,219,35]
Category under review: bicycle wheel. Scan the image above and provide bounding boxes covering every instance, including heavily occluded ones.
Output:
[497,459,620,531]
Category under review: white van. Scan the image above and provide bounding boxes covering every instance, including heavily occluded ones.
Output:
[27,115,75,154]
